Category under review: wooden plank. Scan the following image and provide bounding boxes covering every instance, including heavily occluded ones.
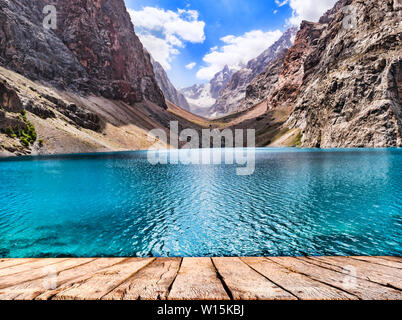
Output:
[0,258,69,278]
[103,258,181,300]
[51,258,154,300]
[241,257,356,300]
[0,259,39,270]
[309,257,402,290]
[168,258,229,300]
[1,258,126,300]
[269,257,402,300]
[351,256,402,270]
[380,256,402,263]
[0,259,89,289]
[213,257,296,300]
[0,258,96,300]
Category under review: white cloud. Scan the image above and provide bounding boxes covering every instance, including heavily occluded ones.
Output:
[196,29,282,80]
[277,0,338,26]
[185,62,197,70]
[128,7,205,70]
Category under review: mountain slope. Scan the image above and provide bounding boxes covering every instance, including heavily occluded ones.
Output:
[210,27,298,117]
[151,58,190,110]
[286,0,402,147]
[0,0,205,156]
[0,0,165,107]
[214,0,401,148]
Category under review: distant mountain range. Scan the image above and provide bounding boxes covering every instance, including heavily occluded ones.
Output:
[180,65,237,117]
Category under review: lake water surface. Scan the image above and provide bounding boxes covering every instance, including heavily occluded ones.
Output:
[0,148,401,257]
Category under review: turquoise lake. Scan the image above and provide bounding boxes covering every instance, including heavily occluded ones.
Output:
[0,148,401,258]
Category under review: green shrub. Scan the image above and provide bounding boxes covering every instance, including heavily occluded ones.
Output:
[13,111,38,147]
[4,126,17,138]
[1,111,38,147]
[294,132,303,147]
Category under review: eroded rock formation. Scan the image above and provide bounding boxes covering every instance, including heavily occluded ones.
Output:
[286,0,402,147]
[0,0,166,107]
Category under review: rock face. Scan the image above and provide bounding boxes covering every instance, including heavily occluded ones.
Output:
[264,21,326,112]
[286,0,402,147]
[209,65,236,99]
[240,49,289,111]
[0,0,166,108]
[211,27,299,117]
[151,58,190,109]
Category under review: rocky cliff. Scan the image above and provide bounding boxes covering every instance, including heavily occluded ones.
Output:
[258,21,326,113]
[151,58,190,110]
[0,0,165,107]
[286,0,402,147]
[211,27,299,117]
[0,0,207,156]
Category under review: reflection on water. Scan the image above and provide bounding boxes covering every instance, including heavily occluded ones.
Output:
[0,148,401,257]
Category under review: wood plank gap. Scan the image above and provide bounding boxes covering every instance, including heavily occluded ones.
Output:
[349,257,402,270]
[166,257,183,299]
[0,259,39,271]
[240,258,299,300]
[0,258,71,279]
[99,258,156,300]
[210,257,234,300]
[302,257,402,292]
[43,258,132,300]
[0,258,97,294]
[265,258,362,300]
[380,256,402,263]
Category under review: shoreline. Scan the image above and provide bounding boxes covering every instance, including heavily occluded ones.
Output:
[1,146,401,161]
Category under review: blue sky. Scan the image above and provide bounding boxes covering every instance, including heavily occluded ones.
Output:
[124,0,337,88]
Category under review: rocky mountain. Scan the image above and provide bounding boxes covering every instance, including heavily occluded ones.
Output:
[222,0,401,148]
[0,0,205,156]
[151,58,190,110]
[211,27,299,117]
[243,21,326,114]
[180,66,236,116]
[0,0,165,108]
[286,0,402,147]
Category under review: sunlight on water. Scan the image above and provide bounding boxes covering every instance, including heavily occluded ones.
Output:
[0,148,401,257]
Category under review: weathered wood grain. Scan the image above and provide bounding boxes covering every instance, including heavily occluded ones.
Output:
[309,256,402,290]
[0,258,69,278]
[213,257,296,300]
[168,258,230,300]
[241,257,356,300]
[103,258,181,300]
[51,258,154,300]
[0,258,96,300]
[380,256,402,263]
[1,258,126,300]
[0,259,38,270]
[270,257,402,300]
[350,256,402,270]
[0,259,92,290]
[0,257,399,300]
